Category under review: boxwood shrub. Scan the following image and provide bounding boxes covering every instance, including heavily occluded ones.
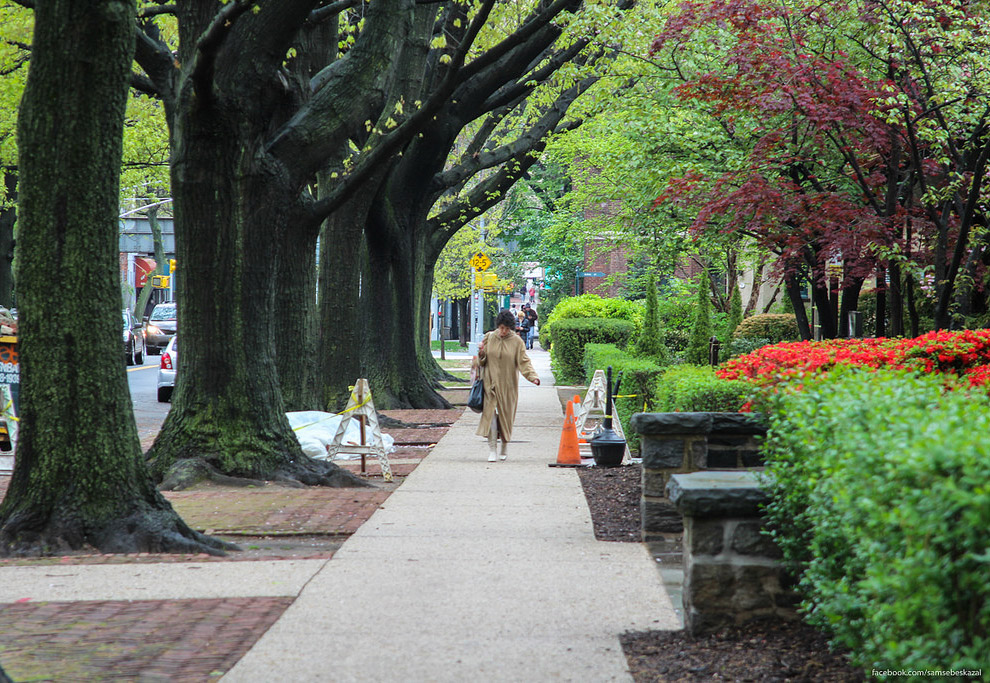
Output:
[653,365,752,412]
[733,313,800,343]
[761,368,990,674]
[582,343,664,451]
[550,318,634,385]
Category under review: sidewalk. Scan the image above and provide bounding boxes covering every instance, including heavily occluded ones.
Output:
[0,349,679,681]
[225,349,679,681]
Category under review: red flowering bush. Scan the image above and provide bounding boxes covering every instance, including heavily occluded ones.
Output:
[717,329,990,389]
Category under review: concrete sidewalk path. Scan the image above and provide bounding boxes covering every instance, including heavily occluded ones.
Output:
[225,349,679,682]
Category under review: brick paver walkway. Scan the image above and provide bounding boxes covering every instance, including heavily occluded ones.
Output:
[0,597,292,682]
[0,409,462,680]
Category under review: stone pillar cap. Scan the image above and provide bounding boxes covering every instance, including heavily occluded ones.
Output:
[631,412,766,435]
[667,471,770,517]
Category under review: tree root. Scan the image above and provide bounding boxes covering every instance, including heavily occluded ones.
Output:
[156,455,374,491]
[274,457,374,488]
[158,457,264,491]
[0,503,239,558]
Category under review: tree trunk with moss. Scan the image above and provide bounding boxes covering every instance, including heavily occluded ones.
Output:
[0,0,231,556]
[141,0,412,486]
[145,75,364,489]
[0,172,16,308]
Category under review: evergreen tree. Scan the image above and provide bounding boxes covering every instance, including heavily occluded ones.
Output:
[635,272,664,359]
[721,285,743,360]
[686,270,712,364]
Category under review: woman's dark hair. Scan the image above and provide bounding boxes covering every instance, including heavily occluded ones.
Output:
[495,309,516,329]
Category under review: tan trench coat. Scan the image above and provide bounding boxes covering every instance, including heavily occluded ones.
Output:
[474,330,539,442]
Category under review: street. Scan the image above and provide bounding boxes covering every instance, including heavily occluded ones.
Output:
[127,353,169,450]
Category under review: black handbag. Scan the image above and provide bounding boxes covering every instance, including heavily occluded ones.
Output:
[467,377,484,413]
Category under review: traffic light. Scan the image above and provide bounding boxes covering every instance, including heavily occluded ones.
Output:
[151,275,170,289]
[168,259,176,272]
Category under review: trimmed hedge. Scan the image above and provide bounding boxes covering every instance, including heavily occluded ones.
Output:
[550,318,634,385]
[727,337,772,358]
[761,368,990,674]
[582,343,663,452]
[653,365,752,412]
[541,294,642,350]
[733,313,800,342]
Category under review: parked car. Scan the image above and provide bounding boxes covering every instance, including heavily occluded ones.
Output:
[157,336,176,402]
[144,301,176,354]
[123,308,145,366]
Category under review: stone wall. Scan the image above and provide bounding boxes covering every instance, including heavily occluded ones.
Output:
[631,412,767,544]
[667,471,800,635]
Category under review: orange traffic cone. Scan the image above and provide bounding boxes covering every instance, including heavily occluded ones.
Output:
[549,399,582,467]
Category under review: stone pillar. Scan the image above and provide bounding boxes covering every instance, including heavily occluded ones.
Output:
[667,471,799,635]
[632,412,767,547]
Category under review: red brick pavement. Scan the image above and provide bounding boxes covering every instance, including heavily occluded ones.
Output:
[0,597,293,682]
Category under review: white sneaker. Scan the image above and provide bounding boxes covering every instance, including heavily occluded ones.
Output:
[488,449,497,462]
[500,444,508,461]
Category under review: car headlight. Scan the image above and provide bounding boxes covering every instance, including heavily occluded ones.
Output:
[147,325,161,334]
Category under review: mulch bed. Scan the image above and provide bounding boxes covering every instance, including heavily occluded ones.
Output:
[622,620,865,682]
[578,461,866,682]
[577,463,642,542]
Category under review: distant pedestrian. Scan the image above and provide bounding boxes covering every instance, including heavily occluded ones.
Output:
[475,309,541,462]
[525,305,538,350]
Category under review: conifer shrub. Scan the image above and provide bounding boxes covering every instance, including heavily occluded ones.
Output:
[686,271,713,364]
[633,273,665,361]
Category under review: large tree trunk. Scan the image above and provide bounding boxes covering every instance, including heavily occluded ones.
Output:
[360,203,450,408]
[276,213,320,412]
[1,0,230,556]
[146,49,365,489]
[318,193,374,412]
[0,172,15,308]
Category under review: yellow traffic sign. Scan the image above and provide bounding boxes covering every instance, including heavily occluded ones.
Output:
[470,252,492,271]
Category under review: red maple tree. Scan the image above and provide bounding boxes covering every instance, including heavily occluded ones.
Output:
[651,0,990,337]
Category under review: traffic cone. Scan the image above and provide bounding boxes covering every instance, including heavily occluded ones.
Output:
[549,399,582,467]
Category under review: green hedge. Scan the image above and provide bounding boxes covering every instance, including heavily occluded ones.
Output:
[582,343,663,453]
[761,368,990,674]
[733,313,800,342]
[727,337,772,358]
[541,294,642,350]
[653,365,752,412]
[550,318,634,385]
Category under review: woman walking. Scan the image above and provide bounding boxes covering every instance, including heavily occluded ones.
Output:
[475,309,541,461]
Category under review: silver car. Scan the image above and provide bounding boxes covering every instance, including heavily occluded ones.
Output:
[144,302,176,354]
[122,308,145,366]
[157,336,177,402]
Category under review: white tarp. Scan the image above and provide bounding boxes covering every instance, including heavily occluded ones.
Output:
[286,411,396,461]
